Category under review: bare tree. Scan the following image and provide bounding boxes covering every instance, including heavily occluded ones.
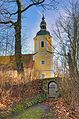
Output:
[0,0,46,77]
[53,0,79,78]
[0,30,14,56]
[52,0,79,108]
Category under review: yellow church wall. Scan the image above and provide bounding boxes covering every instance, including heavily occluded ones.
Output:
[46,37,52,52]
[0,56,11,65]
[34,35,53,53]
[34,34,53,79]
[34,53,51,70]
[34,69,51,79]
[40,71,51,78]
[34,53,52,78]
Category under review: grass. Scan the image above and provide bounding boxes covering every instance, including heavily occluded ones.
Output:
[0,93,47,119]
[11,93,47,115]
[10,107,44,119]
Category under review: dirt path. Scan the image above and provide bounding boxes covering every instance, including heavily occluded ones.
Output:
[7,102,54,119]
[32,103,50,113]
[32,103,54,119]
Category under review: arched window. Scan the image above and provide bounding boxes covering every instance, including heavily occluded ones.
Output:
[41,41,44,47]
[41,74,45,78]
[41,60,45,64]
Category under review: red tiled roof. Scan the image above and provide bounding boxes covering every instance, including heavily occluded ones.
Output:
[28,60,34,68]
[22,54,34,68]
[0,54,34,69]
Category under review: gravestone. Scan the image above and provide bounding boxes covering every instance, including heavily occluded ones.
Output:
[48,81,59,98]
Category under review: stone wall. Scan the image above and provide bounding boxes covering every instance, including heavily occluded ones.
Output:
[0,77,60,103]
[41,77,60,98]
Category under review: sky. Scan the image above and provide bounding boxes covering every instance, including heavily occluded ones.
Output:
[21,0,70,54]
[0,0,70,55]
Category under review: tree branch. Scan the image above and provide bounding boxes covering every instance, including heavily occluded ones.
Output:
[0,21,14,25]
[10,0,45,16]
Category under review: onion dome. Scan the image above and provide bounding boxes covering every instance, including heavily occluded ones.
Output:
[36,15,50,36]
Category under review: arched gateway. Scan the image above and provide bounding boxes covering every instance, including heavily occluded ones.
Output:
[48,81,59,98]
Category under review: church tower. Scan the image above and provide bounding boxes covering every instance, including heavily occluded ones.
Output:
[34,16,54,79]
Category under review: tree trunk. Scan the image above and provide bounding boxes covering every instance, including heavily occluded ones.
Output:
[15,0,25,80]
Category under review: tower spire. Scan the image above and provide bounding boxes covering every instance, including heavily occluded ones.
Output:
[42,10,44,20]
[40,14,46,30]
[36,14,50,36]
[42,14,45,20]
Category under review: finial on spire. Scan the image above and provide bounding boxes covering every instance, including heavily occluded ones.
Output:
[40,13,46,30]
[42,15,45,21]
[42,10,45,20]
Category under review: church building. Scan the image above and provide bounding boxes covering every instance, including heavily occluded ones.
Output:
[0,16,54,80]
[34,15,54,79]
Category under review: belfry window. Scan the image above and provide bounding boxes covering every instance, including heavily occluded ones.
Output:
[41,60,45,64]
[41,41,44,47]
